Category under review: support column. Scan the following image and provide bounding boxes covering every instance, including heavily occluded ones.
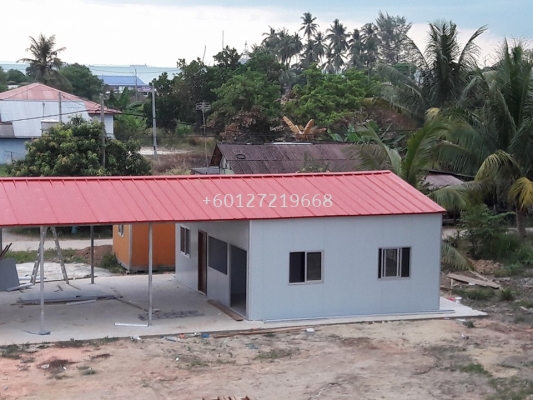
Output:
[148,222,153,326]
[39,226,49,335]
[90,226,95,284]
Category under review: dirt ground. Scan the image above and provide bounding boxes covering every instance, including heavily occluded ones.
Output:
[74,245,113,266]
[1,318,533,400]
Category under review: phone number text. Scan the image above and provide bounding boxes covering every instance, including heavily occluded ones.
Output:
[203,194,333,208]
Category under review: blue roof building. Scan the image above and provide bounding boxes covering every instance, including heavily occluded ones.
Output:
[100,75,151,93]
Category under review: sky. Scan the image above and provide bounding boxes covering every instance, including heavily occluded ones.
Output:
[0,0,531,68]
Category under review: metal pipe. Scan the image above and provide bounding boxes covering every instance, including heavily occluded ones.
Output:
[39,226,48,335]
[90,225,94,284]
[151,87,157,157]
[148,222,153,326]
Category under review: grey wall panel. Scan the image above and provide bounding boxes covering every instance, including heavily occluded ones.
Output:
[207,268,229,305]
[175,220,249,305]
[248,214,441,321]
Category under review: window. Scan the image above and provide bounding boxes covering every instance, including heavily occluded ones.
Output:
[289,251,322,283]
[378,247,410,279]
[117,225,124,237]
[180,227,190,256]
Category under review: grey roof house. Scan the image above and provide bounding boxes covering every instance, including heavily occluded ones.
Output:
[191,143,358,175]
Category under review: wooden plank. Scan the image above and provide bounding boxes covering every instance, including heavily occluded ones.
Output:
[447,273,500,289]
[207,299,243,321]
[212,326,307,339]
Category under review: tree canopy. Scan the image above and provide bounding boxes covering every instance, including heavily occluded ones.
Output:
[19,34,68,88]
[59,63,103,101]
[7,119,151,177]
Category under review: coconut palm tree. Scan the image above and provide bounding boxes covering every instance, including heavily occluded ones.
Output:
[471,41,533,237]
[312,32,327,62]
[326,19,348,55]
[322,45,336,74]
[299,12,318,41]
[348,29,363,68]
[378,20,487,122]
[18,34,68,87]
[346,120,470,269]
[300,39,318,69]
[360,23,381,69]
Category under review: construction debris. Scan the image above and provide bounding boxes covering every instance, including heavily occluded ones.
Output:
[212,326,313,339]
[18,289,116,304]
[447,273,501,289]
[0,258,20,291]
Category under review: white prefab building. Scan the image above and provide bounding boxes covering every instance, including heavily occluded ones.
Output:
[173,172,445,322]
[0,172,445,323]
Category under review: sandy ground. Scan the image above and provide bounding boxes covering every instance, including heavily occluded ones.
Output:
[1,318,532,400]
[15,262,116,282]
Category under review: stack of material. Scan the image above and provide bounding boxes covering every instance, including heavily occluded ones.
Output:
[18,289,116,305]
[0,258,28,291]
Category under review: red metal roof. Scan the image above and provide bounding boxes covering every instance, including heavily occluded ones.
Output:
[0,83,120,114]
[0,172,445,227]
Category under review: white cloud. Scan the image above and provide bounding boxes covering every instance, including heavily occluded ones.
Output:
[0,0,507,67]
[0,0,298,66]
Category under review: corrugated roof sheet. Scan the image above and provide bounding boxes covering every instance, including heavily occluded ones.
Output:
[424,173,465,189]
[0,172,444,228]
[0,83,119,114]
[211,143,358,174]
[101,75,147,86]
[0,101,90,138]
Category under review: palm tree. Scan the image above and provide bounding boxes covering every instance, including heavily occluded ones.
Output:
[471,41,533,237]
[346,121,470,269]
[378,21,487,121]
[312,32,327,62]
[360,23,381,69]
[300,39,318,69]
[322,45,336,74]
[325,19,348,74]
[348,29,363,68]
[18,34,67,87]
[299,12,318,41]
[326,19,348,55]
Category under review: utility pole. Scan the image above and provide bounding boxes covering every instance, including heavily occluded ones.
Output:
[58,92,62,123]
[132,65,139,102]
[195,101,211,167]
[100,95,106,168]
[151,86,158,158]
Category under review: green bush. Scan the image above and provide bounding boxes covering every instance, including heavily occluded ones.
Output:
[486,234,533,265]
[458,205,512,259]
[452,287,494,301]
[494,263,523,277]
[99,253,124,273]
[175,122,193,138]
[499,288,515,302]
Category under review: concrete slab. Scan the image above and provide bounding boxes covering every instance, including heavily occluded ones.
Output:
[0,274,487,345]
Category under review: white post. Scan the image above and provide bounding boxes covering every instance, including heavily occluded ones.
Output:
[39,226,49,335]
[148,222,153,326]
[90,225,94,284]
[151,87,157,157]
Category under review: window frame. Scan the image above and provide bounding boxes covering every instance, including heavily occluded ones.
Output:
[117,224,124,237]
[289,250,323,284]
[378,247,411,279]
[180,226,191,257]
